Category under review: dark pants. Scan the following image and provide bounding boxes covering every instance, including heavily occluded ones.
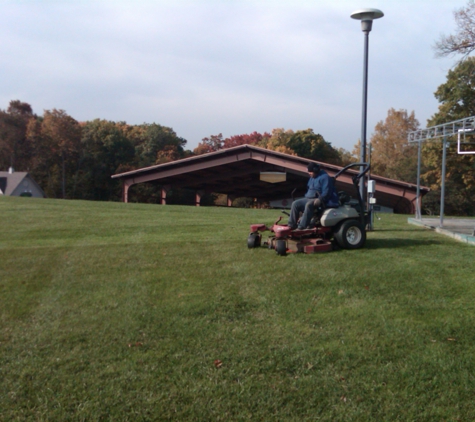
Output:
[288,197,323,229]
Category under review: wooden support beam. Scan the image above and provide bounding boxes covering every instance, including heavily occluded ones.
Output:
[195,190,205,206]
[123,179,134,203]
[161,185,171,205]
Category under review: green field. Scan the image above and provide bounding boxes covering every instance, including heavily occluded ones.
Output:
[1,196,475,421]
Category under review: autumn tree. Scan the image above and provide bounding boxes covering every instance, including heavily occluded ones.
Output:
[351,139,361,164]
[40,109,82,198]
[156,145,186,164]
[223,131,271,148]
[336,147,357,166]
[193,134,225,155]
[434,0,475,60]
[194,131,273,155]
[259,128,294,154]
[195,128,344,164]
[370,108,420,182]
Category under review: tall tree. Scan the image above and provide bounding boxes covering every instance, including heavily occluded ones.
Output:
[370,108,419,182]
[79,119,135,201]
[132,123,187,168]
[41,109,82,199]
[0,100,35,171]
[287,129,341,164]
[434,0,475,60]
[430,57,475,122]
[422,58,475,215]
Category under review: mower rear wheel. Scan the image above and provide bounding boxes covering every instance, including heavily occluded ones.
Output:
[247,233,261,248]
[334,219,366,249]
[275,239,287,256]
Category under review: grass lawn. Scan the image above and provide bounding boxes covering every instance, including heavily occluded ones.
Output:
[1,196,475,421]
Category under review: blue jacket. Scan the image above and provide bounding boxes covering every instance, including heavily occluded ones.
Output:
[305,170,339,207]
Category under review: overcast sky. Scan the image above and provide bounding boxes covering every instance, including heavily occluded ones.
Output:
[0,0,461,152]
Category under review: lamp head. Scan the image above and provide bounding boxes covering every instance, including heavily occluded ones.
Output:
[351,8,384,32]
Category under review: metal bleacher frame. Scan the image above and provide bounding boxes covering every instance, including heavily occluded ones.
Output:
[408,116,475,227]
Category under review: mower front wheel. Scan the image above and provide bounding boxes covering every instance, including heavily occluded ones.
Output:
[275,239,287,256]
[247,233,261,248]
[334,219,366,249]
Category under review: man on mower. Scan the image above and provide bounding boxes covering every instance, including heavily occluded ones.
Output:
[288,162,339,230]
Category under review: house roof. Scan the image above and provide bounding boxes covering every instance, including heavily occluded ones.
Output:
[112,144,429,213]
[0,171,45,197]
[0,172,29,195]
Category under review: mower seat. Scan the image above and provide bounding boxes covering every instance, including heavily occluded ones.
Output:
[338,191,351,206]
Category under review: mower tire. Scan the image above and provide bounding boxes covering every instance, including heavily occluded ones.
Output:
[247,233,261,248]
[275,239,287,256]
[334,219,366,249]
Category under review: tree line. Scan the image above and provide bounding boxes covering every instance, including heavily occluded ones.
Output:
[0,103,189,202]
[0,102,353,204]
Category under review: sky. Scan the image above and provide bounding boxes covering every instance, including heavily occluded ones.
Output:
[0,0,462,152]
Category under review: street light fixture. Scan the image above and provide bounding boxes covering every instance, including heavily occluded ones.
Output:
[351,8,383,201]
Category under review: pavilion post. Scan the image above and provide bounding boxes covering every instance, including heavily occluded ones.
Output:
[161,185,171,205]
[195,190,205,206]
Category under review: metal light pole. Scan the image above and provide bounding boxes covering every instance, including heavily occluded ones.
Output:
[351,8,384,201]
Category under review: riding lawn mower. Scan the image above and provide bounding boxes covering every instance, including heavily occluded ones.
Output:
[247,162,371,256]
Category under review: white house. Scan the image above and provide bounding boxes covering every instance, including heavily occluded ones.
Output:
[0,169,46,198]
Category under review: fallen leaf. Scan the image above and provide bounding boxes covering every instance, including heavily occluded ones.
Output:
[214,359,223,368]
[447,338,456,341]
[340,395,347,402]
[364,285,369,290]
[338,290,344,295]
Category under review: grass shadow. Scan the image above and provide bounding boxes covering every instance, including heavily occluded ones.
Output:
[365,238,442,249]
[373,228,427,232]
